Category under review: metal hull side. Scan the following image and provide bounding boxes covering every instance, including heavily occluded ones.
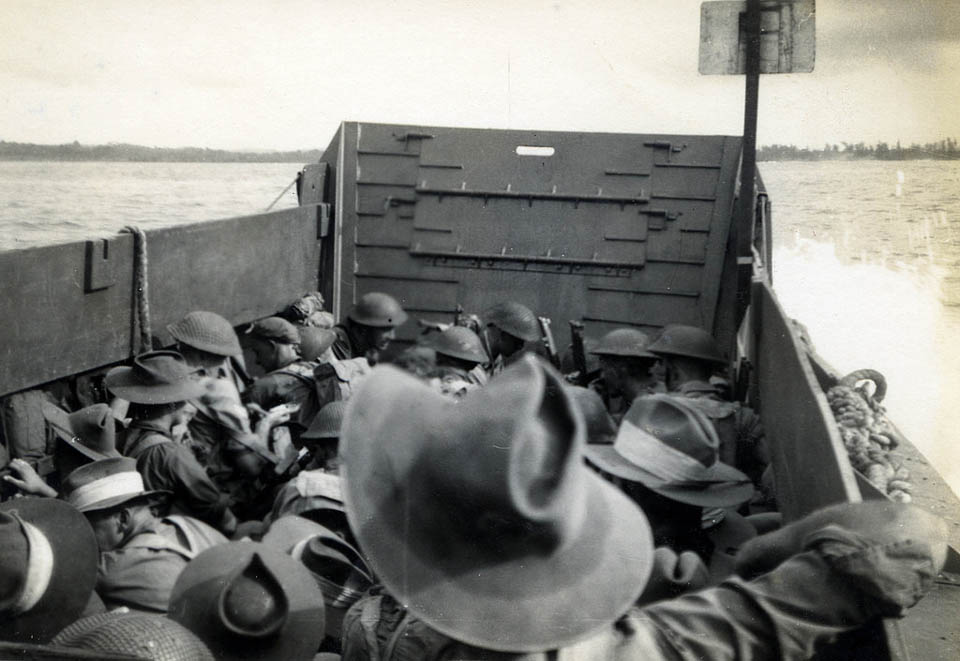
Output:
[0,206,324,397]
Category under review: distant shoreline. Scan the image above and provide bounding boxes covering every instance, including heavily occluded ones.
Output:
[0,141,323,163]
[2,139,958,163]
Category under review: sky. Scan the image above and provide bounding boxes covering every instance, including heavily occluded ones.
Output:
[1,0,959,151]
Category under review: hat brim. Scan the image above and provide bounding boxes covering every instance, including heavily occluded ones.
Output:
[342,364,655,653]
[105,367,206,404]
[0,498,100,643]
[584,444,754,508]
[261,515,335,554]
[169,542,325,661]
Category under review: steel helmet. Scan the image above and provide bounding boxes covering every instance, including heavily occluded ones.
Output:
[167,311,242,356]
[589,328,657,359]
[52,611,215,661]
[347,292,408,328]
[647,325,726,364]
[428,326,489,364]
[484,302,540,342]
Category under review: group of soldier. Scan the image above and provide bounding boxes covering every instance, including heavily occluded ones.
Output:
[0,291,950,660]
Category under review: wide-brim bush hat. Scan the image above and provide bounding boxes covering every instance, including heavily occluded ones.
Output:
[61,456,170,513]
[52,610,214,661]
[585,394,754,508]
[340,354,654,653]
[43,402,122,462]
[262,516,373,642]
[167,310,243,356]
[0,497,99,643]
[104,350,206,404]
[168,541,324,661]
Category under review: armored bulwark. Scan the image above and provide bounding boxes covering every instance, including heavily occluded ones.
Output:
[302,123,751,359]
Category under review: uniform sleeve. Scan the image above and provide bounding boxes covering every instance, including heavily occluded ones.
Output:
[191,376,263,449]
[626,525,938,661]
[141,443,232,529]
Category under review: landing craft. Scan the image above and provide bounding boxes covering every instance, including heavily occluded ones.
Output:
[0,2,957,658]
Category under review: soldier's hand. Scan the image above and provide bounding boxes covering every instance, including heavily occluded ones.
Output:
[3,459,58,498]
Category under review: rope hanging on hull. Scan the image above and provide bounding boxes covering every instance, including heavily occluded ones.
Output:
[122,226,153,355]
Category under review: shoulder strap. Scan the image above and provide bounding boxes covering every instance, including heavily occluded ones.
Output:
[123,429,171,458]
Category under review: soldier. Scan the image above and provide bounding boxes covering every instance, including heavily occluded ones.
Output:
[589,328,661,421]
[483,301,540,375]
[426,325,489,387]
[62,457,227,614]
[338,356,949,660]
[4,403,123,498]
[245,317,337,427]
[648,324,767,485]
[331,292,408,363]
[167,311,289,516]
[585,394,756,579]
[105,351,238,534]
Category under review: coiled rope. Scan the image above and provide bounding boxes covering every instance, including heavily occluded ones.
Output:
[122,226,153,355]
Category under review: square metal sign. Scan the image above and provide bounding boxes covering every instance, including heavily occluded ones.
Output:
[699,0,815,74]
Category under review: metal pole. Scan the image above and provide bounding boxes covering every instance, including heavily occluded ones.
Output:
[734,0,762,322]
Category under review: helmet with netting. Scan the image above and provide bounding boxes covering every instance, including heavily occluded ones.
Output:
[167,310,242,356]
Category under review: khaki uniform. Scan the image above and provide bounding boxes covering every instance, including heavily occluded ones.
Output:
[97,515,226,613]
[673,381,767,484]
[123,421,233,530]
[342,524,934,660]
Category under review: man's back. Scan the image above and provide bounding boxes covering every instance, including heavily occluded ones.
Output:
[97,515,227,613]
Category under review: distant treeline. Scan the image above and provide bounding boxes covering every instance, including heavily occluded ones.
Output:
[758,138,960,161]
[0,140,323,163]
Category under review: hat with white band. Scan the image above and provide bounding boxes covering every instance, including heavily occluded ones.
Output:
[61,457,170,513]
[0,497,99,643]
[584,394,754,508]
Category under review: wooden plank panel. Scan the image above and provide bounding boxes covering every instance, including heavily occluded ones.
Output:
[754,280,860,521]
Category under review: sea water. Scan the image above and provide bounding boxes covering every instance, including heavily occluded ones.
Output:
[1,159,958,496]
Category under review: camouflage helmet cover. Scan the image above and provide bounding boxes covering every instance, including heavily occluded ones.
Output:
[167,311,242,356]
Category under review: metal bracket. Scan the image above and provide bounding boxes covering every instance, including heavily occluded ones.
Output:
[644,141,688,164]
[645,209,683,230]
[318,203,332,239]
[84,238,115,292]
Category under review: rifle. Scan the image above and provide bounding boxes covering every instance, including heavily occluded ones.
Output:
[569,320,589,386]
[537,317,562,370]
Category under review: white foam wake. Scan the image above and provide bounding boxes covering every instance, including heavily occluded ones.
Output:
[773,238,960,499]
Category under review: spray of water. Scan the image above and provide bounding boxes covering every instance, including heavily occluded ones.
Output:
[774,238,960,498]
